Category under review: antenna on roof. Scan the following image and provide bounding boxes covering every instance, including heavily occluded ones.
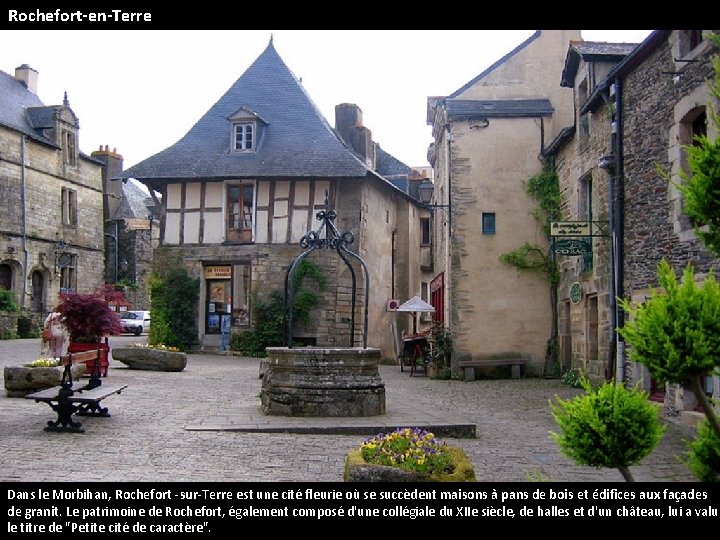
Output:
[270,33,273,45]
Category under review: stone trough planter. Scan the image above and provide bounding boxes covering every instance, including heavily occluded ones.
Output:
[343,446,477,482]
[4,364,87,398]
[111,347,187,372]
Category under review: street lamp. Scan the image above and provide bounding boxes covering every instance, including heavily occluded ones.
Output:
[418,181,450,210]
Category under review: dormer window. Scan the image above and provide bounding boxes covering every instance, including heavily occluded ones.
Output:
[229,107,266,154]
[234,122,255,152]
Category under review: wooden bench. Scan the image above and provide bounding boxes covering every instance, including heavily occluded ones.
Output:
[24,348,127,433]
[458,353,529,381]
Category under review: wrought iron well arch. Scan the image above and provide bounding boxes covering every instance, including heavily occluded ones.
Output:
[283,191,369,348]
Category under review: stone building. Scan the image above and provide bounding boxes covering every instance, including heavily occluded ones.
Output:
[94,146,158,310]
[548,30,719,414]
[116,38,427,358]
[0,64,105,327]
[426,30,581,376]
[547,41,639,382]
[615,30,719,412]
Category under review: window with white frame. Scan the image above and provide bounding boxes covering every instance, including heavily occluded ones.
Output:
[233,122,255,152]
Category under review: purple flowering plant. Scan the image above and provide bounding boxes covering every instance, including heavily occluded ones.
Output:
[360,427,454,475]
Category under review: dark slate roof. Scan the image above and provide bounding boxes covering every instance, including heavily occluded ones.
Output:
[116,40,372,181]
[448,31,541,99]
[446,99,554,119]
[374,143,413,192]
[0,69,57,147]
[561,41,639,87]
[375,143,412,177]
[113,180,154,220]
[542,125,575,157]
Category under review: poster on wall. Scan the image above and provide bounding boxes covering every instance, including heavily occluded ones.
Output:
[210,284,225,303]
[208,314,220,330]
[208,303,216,313]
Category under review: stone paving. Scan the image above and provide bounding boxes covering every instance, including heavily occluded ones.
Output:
[0,336,699,482]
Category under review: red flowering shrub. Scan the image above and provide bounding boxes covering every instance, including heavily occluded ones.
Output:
[55,285,126,342]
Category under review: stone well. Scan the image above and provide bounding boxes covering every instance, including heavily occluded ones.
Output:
[261,347,385,417]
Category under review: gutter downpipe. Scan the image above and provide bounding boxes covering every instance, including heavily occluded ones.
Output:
[614,75,626,382]
[20,135,28,309]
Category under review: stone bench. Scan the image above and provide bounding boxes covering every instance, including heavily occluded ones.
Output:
[458,353,529,381]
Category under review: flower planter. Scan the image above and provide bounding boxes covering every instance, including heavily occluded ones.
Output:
[68,341,110,377]
[4,364,86,397]
[343,446,476,482]
[111,347,187,371]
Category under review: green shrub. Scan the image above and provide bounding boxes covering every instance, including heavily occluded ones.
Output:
[550,377,666,482]
[231,260,325,356]
[148,254,199,352]
[619,260,720,438]
[16,313,38,338]
[561,368,583,388]
[685,418,720,482]
[0,289,18,312]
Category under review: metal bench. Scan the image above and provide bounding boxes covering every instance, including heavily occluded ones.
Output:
[24,348,127,433]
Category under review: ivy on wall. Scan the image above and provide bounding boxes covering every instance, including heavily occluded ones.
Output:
[500,165,562,375]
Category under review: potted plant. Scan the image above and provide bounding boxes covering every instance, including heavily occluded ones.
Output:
[112,343,187,372]
[54,285,126,377]
[343,427,476,482]
[3,358,85,397]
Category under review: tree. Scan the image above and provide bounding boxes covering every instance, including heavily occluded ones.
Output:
[618,260,720,439]
[550,377,666,482]
[676,33,720,256]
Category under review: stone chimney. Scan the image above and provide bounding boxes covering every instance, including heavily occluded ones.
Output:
[15,64,38,95]
[335,103,375,168]
[92,145,125,220]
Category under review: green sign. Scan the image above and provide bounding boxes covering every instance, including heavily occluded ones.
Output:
[570,282,583,304]
[553,239,591,255]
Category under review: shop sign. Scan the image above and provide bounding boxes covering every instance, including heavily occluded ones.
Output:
[204,266,231,279]
[553,239,591,255]
[550,221,590,236]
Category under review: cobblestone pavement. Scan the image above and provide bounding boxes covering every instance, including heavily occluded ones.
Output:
[0,337,699,482]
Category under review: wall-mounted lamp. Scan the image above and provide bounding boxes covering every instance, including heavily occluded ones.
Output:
[418,182,451,210]
[598,154,616,173]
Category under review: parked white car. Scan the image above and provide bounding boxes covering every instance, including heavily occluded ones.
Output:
[119,310,150,336]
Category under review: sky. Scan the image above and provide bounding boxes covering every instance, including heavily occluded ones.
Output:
[1,30,653,173]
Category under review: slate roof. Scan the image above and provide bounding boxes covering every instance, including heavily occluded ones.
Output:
[561,41,639,87]
[446,99,554,119]
[113,180,154,221]
[375,143,413,191]
[116,39,374,182]
[0,69,57,147]
[542,125,576,157]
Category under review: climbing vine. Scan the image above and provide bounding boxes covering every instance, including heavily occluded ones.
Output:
[500,164,562,374]
[231,259,326,356]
